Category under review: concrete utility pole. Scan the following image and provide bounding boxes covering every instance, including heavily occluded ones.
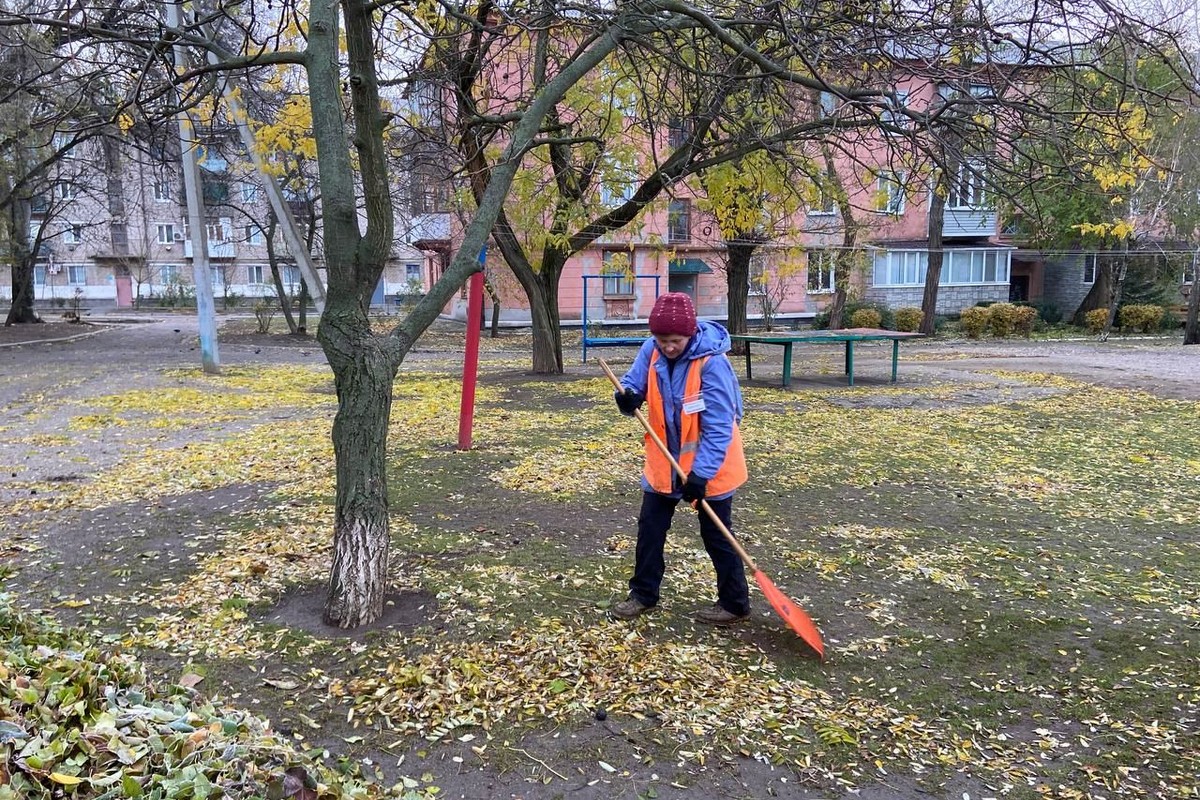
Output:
[165,1,220,373]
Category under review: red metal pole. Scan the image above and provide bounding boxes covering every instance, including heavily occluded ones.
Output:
[457,258,486,451]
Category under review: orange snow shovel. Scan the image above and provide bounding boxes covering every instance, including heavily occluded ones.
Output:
[599,358,825,661]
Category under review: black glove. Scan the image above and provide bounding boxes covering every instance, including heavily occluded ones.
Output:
[614,388,645,416]
[680,473,708,503]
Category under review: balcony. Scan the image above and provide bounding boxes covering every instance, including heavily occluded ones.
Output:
[942,208,998,239]
[183,240,237,259]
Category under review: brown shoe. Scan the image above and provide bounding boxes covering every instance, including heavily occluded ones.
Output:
[695,604,749,625]
[612,597,653,620]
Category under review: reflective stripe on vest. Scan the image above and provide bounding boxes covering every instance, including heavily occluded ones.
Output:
[643,349,747,496]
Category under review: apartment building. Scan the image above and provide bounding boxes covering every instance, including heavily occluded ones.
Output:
[413,66,1019,329]
[2,133,425,310]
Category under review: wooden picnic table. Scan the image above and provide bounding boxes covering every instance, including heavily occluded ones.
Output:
[729,328,924,387]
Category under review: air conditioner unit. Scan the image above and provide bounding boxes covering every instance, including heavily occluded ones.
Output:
[48,264,61,274]
[173,232,185,241]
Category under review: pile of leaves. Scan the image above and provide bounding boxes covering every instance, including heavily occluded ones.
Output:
[0,594,377,800]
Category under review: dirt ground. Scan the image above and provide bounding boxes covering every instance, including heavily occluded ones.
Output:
[2,313,1197,800]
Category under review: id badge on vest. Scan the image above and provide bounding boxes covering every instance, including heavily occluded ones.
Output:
[682,392,706,415]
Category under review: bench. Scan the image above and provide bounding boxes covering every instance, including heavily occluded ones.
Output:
[581,335,646,363]
[730,328,924,387]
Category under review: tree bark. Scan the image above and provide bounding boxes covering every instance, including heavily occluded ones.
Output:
[318,305,402,628]
[725,239,753,353]
[5,197,40,326]
[1099,244,1129,341]
[920,180,947,335]
[1072,253,1114,326]
[533,264,564,372]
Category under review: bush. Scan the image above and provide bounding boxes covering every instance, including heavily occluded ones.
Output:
[1118,303,1165,333]
[253,300,275,334]
[813,301,894,330]
[1018,299,1062,325]
[1013,305,1039,338]
[1085,308,1109,334]
[986,302,1021,337]
[960,306,989,338]
[893,307,923,332]
[849,308,883,328]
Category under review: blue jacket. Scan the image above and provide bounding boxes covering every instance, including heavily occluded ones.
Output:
[620,320,745,499]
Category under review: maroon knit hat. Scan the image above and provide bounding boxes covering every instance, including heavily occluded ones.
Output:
[648,292,697,337]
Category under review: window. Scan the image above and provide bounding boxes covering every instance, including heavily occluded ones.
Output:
[240,182,260,203]
[876,172,905,215]
[405,263,422,282]
[35,265,47,285]
[872,248,1010,287]
[160,264,180,284]
[206,218,231,243]
[883,90,910,128]
[819,91,838,115]
[248,264,266,284]
[667,199,691,243]
[68,265,86,285]
[153,177,172,202]
[202,177,229,204]
[601,159,636,207]
[156,224,176,244]
[244,225,264,245]
[810,186,836,216]
[948,162,988,209]
[110,223,128,254]
[807,250,836,292]
[1083,253,1097,284]
[667,117,691,148]
[54,182,76,200]
[63,224,83,245]
[601,251,635,297]
[282,264,301,286]
[749,255,767,295]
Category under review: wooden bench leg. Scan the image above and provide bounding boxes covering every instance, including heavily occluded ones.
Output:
[744,345,752,380]
[782,343,793,388]
[891,339,899,382]
[846,341,855,386]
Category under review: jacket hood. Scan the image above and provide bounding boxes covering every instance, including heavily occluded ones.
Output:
[683,319,731,359]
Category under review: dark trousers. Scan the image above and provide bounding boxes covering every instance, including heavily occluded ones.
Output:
[629,491,751,616]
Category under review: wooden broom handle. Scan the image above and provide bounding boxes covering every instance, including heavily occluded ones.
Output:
[598,358,758,572]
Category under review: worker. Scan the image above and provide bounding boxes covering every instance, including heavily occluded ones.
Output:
[610,292,750,625]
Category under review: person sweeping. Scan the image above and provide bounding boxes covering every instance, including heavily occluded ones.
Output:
[609,292,751,625]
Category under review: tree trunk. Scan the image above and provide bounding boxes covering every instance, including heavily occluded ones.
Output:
[297,281,309,335]
[5,198,40,326]
[1072,255,1114,326]
[532,265,564,373]
[827,232,859,331]
[725,239,753,354]
[1185,255,1199,345]
[1099,245,1129,341]
[264,217,300,334]
[920,183,946,336]
[318,305,404,627]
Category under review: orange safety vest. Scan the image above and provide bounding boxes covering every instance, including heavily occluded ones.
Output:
[643,350,747,496]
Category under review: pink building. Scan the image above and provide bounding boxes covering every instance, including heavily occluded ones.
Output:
[407,63,1016,330]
